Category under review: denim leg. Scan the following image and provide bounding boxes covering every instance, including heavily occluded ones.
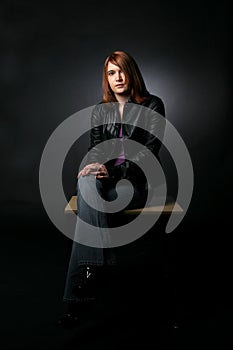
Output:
[63,176,116,303]
[63,176,150,303]
[73,176,110,264]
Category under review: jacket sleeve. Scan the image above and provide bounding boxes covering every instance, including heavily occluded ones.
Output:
[126,97,166,178]
[87,104,105,164]
[86,104,124,180]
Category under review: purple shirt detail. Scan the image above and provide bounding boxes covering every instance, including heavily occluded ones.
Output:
[114,124,125,166]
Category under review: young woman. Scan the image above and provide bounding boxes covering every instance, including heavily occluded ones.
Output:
[58,50,166,328]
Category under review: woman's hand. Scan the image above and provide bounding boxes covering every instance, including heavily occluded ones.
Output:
[77,163,109,179]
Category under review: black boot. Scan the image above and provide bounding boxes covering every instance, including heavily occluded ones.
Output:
[57,265,101,329]
[57,311,79,329]
[56,302,91,329]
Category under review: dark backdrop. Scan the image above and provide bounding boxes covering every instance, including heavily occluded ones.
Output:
[0,0,232,346]
[1,1,231,215]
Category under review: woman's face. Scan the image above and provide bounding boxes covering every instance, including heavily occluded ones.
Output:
[107,61,130,96]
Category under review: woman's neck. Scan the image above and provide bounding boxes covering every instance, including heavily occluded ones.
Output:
[114,93,130,120]
[115,93,130,103]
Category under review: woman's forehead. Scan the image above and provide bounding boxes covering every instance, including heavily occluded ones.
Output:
[107,61,121,71]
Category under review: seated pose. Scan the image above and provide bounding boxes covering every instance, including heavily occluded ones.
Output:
[57,50,166,328]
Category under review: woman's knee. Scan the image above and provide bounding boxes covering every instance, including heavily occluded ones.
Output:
[77,176,104,195]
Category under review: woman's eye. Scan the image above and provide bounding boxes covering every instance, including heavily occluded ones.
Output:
[108,71,114,76]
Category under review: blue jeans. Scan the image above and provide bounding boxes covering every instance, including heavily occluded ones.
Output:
[63,175,149,303]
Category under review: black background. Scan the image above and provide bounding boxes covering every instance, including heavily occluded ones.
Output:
[1,0,232,349]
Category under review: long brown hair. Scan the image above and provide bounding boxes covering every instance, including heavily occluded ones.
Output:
[102,51,150,103]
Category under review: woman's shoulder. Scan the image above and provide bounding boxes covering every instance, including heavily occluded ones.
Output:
[143,93,164,107]
[91,100,116,119]
[143,94,165,117]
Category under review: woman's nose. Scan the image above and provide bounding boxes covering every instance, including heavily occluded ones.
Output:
[116,72,122,81]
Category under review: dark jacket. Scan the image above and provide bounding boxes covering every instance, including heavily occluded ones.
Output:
[88,94,166,188]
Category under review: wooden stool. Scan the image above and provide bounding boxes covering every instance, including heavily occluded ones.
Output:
[65,195,183,215]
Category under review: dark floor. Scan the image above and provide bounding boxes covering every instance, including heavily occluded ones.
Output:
[1,201,233,349]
